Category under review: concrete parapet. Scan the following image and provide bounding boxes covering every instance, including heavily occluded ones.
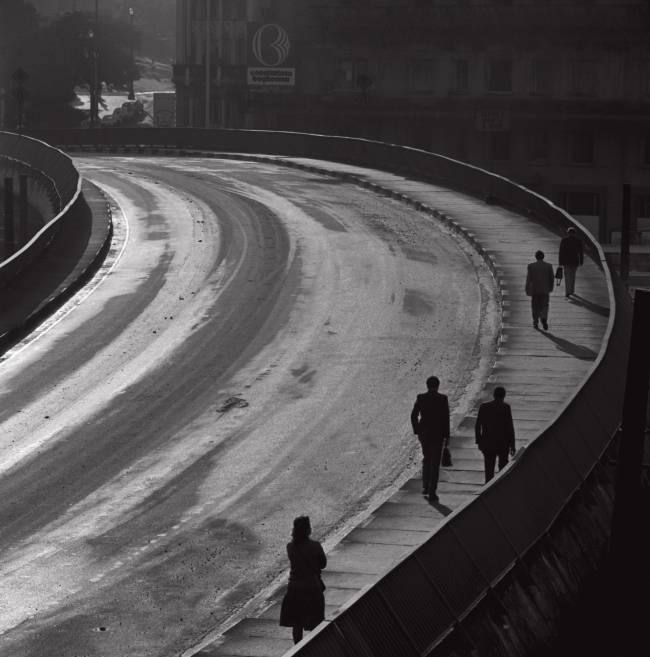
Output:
[0,131,82,288]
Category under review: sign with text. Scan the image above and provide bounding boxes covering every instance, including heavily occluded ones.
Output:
[475,110,510,132]
[247,67,295,86]
[247,23,294,87]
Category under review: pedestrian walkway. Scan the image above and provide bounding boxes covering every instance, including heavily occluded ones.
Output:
[187,156,610,657]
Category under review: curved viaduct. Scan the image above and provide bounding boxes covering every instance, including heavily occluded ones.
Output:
[1,130,631,657]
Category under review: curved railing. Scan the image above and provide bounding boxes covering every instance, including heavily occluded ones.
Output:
[29,128,631,654]
[0,131,82,287]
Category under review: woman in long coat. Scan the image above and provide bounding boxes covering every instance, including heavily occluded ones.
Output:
[279,515,327,644]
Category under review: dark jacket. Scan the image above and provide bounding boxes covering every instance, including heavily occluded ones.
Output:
[525,260,554,296]
[475,399,515,453]
[411,390,450,439]
[287,538,327,591]
[559,234,584,267]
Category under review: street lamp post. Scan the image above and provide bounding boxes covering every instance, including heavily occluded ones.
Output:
[90,0,100,127]
[88,28,97,128]
[128,7,135,100]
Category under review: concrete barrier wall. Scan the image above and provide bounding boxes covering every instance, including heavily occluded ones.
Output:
[29,128,631,655]
[0,132,82,288]
[0,158,59,246]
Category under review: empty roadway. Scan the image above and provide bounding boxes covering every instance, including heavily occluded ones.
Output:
[0,156,497,657]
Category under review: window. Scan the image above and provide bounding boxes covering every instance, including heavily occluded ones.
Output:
[569,132,594,164]
[531,59,552,95]
[452,59,468,93]
[487,59,512,93]
[192,0,207,20]
[338,59,367,89]
[528,130,550,161]
[490,132,510,161]
[644,135,650,166]
[410,59,434,91]
[571,60,597,96]
[558,191,600,217]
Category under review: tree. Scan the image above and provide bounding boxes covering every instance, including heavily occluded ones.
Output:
[0,0,39,129]
[2,2,142,129]
[29,10,142,127]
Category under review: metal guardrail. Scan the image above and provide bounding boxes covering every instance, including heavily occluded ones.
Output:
[28,128,631,655]
[0,131,82,287]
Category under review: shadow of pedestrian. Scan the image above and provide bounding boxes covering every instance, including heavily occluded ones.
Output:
[428,499,453,515]
[540,331,598,360]
[569,294,610,318]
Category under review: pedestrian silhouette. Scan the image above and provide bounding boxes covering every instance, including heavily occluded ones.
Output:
[525,249,555,330]
[559,227,584,297]
[279,516,327,644]
[475,386,516,483]
[410,376,450,502]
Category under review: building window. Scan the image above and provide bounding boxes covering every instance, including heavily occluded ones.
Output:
[490,132,510,161]
[192,0,207,20]
[643,135,650,166]
[410,59,434,91]
[531,59,552,95]
[487,59,512,93]
[557,191,600,217]
[570,60,597,96]
[569,132,594,164]
[452,59,468,93]
[528,130,550,161]
[338,59,367,90]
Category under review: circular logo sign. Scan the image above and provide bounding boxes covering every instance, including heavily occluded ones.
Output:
[252,24,290,67]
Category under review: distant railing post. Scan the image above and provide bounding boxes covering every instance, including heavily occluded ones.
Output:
[620,183,631,283]
[18,173,28,246]
[3,176,15,256]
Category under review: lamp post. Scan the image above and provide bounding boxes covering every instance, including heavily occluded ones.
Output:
[128,7,135,100]
[90,0,100,127]
[88,27,97,127]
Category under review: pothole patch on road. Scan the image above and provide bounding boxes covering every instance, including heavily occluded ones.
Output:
[217,396,249,413]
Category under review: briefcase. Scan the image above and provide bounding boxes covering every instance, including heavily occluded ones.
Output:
[442,446,452,468]
[555,266,563,285]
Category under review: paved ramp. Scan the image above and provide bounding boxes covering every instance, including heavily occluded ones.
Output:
[187,158,609,657]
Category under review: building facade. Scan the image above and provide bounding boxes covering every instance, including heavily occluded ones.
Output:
[174,0,650,244]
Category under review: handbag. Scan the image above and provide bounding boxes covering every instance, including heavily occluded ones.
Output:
[555,266,563,285]
[442,446,452,467]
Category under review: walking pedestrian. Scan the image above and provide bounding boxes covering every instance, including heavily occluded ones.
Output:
[279,516,327,644]
[475,386,516,483]
[559,227,584,297]
[525,249,555,330]
[410,376,450,502]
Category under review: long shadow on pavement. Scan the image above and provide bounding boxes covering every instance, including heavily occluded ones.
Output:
[569,294,610,318]
[539,330,598,361]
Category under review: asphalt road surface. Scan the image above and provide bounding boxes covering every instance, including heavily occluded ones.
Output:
[0,156,498,656]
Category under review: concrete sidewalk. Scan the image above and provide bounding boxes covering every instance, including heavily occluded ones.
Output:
[188,157,610,657]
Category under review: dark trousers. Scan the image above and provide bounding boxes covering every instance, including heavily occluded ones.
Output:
[483,450,509,483]
[418,435,444,493]
[564,265,577,295]
[531,294,550,324]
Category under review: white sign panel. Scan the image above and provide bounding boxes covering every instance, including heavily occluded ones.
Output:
[247,67,295,86]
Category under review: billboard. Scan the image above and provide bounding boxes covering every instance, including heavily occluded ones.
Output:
[247,23,295,88]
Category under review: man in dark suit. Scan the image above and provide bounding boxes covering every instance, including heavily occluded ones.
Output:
[559,227,584,297]
[525,249,555,330]
[411,376,450,501]
[475,386,515,483]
